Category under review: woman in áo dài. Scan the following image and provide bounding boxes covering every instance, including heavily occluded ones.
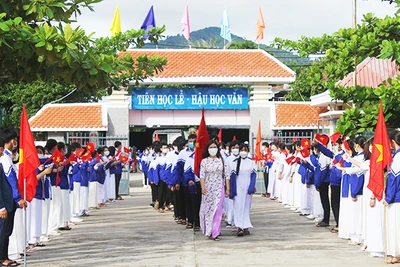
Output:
[199,140,229,241]
[229,143,257,237]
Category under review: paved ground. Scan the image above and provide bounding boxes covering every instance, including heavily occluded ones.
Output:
[28,173,386,267]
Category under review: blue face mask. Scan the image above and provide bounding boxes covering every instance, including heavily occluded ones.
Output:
[188,142,195,149]
[64,148,68,155]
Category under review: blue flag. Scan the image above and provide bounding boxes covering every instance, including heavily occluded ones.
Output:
[220,8,231,42]
[141,6,156,32]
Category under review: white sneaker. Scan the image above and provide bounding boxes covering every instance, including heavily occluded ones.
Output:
[369,252,384,258]
[71,217,83,223]
[294,209,301,213]
[306,214,315,220]
[314,217,323,223]
[284,205,291,208]
[289,207,296,211]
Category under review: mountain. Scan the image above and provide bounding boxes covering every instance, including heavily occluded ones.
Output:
[143,27,310,66]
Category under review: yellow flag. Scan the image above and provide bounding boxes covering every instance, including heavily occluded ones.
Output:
[110,6,121,36]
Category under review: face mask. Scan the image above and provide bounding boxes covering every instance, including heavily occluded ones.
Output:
[64,148,68,155]
[149,149,154,154]
[208,148,218,156]
[231,148,239,156]
[104,151,110,156]
[188,142,195,149]
[240,151,248,158]
[13,153,19,162]
[162,149,169,154]
[12,140,18,150]
[173,146,178,152]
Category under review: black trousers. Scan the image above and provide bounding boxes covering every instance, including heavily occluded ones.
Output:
[172,189,178,218]
[177,184,186,221]
[183,186,193,224]
[150,183,158,203]
[319,182,331,224]
[115,173,122,198]
[166,188,172,206]
[157,180,167,209]
[263,171,269,194]
[190,182,202,228]
[143,172,148,185]
[330,185,341,227]
[0,203,16,261]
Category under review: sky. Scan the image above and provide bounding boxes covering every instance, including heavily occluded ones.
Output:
[72,0,398,43]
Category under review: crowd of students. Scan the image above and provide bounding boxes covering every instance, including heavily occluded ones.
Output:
[0,127,128,266]
[139,131,400,263]
[140,135,257,240]
[261,132,400,264]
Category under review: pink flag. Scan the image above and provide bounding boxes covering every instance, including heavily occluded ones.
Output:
[181,4,190,40]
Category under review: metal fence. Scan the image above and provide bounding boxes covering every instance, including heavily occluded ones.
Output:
[66,132,131,195]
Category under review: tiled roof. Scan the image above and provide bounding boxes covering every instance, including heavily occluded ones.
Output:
[274,103,328,128]
[120,49,296,84]
[336,57,400,88]
[29,104,107,131]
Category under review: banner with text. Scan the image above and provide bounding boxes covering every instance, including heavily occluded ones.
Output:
[130,87,248,110]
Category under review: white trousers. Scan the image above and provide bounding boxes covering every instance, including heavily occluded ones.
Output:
[310,185,324,219]
[71,182,81,215]
[48,186,62,233]
[41,198,50,236]
[300,184,311,214]
[88,182,98,208]
[60,189,71,225]
[80,186,89,212]
[293,173,302,208]
[108,174,116,200]
[9,208,25,258]
[97,183,105,204]
[29,198,42,244]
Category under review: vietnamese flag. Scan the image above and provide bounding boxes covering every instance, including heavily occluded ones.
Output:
[120,155,129,163]
[194,108,210,176]
[86,142,95,153]
[255,121,262,162]
[124,147,130,154]
[18,104,40,202]
[218,128,222,142]
[49,148,64,165]
[301,138,311,149]
[368,102,392,201]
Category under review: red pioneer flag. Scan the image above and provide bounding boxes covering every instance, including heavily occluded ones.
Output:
[368,102,393,201]
[123,147,130,154]
[18,104,40,202]
[301,138,311,149]
[194,108,210,176]
[218,128,222,142]
[86,142,95,153]
[255,121,262,162]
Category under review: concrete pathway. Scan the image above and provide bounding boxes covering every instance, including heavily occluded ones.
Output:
[27,177,386,267]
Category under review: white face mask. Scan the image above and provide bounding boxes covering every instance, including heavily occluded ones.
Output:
[173,146,178,152]
[231,148,239,156]
[104,151,110,156]
[208,148,218,157]
[162,149,169,154]
[240,151,248,159]
[149,149,154,155]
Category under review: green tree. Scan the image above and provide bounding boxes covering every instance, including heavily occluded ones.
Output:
[273,13,400,137]
[0,0,167,91]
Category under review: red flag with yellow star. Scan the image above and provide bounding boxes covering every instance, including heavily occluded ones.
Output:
[18,104,40,202]
[368,102,392,201]
[255,121,262,162]
[194,108,210,176]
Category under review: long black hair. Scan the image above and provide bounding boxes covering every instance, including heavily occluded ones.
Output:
[236,143,249,176]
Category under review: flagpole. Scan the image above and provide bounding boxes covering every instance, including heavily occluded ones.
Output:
[23,177,27,267]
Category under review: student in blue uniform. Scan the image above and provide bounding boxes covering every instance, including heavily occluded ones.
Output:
[157,142,169,213]
[57,142,71,231]
[79,148,89,217]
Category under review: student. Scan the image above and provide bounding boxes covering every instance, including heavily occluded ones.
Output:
[157,142,169,213]
[177,135,196,229]
[112,141,123,201]
[79,148,89,217]
[199,140,229,240]
[69,142,82,219]
[340,136,366,245]
[267,142,279,200]
[88,152,99,209]
[95,147,107,208]
[229,144,256,237]
[383,131,400,264]
[261,142,270,197]
[148,144,160,209]
[0,135,19,267]
[57,142,71,231]
[224,140,240,228]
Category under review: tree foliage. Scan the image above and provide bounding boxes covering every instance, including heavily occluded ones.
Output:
[273,12,400,137]
[0,0,167,91]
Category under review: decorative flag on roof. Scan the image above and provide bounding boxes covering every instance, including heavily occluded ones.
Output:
[141,6,156,35]
[18,104,40,202]
[368,102,392,201]
[256,7,265,43]
[181,4,190,40]
[110,6,121,36]
[220,8,231,42]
